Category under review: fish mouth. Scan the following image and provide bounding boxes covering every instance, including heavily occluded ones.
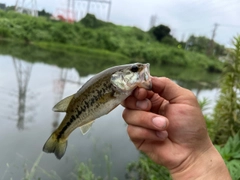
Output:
[138,63,152,90]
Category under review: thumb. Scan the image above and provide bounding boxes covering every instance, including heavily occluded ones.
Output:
[151,77,197,105]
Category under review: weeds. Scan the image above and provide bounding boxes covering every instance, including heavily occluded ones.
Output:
[126,153,170,180]
[23,152,43,180]
[212,36,240,144]
[215,131,240,180]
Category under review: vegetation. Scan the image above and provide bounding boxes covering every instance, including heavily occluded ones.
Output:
[211,36,240,145]
[0,9,224,77]
[149,24,178,46]
[215,131,240,179]
[126,153,170,180]
[71,155,119,180]
[185,35,226,56]
[38,9,52,18]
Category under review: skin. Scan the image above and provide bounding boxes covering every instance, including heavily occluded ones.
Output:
[122,77,231,180]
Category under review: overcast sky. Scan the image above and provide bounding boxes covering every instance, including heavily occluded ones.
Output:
[1,0,240,47]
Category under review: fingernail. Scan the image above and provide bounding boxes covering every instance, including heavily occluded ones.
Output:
[136,100,148,110]
[156,131,168,140]
[134,88,139,97]
[152,117,166,129]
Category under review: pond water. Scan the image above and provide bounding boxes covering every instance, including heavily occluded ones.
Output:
[0,49,220,179]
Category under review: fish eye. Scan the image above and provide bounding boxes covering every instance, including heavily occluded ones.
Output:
[130,65,139,72]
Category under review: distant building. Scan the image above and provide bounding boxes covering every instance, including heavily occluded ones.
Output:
[0,3,6,10]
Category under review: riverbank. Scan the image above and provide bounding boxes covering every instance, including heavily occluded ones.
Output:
[0,10,223,78]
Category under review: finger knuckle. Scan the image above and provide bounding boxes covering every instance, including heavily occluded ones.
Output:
[122,109,128,120]
[127,125,132,134]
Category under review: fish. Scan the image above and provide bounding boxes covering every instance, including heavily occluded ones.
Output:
[42,63,152,159]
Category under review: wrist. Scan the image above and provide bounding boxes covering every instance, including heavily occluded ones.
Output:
[170,144,231,180]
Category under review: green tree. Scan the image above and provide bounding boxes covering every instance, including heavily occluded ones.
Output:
[5,5,15,11]
[149,24,178,46]
[161,35,178,46]
[186,35,225,56]
[38,9,51,18]
[80,13,114,28]
[149,24,171,41]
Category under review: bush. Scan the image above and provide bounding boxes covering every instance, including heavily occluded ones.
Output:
[215,131,240,180]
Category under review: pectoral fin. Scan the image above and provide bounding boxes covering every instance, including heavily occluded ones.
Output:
[80,121,94,135]
[52,95,74,112]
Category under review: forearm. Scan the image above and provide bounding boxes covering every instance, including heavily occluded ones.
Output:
[170,145,231,180]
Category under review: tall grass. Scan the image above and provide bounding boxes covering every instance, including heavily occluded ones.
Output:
[2,152,61,180]
[71,156,118,180]
[212,36,240,145]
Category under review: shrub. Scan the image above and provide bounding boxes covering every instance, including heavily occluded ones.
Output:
[212,36,240,145]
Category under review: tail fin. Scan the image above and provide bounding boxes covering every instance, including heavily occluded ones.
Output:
[42,133,68,160]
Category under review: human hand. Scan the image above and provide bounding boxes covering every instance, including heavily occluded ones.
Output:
[122,77,230,179]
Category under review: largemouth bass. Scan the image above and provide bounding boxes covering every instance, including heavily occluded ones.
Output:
[43,63,152,159]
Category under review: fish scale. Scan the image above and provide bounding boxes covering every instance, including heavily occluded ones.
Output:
[57,76,116,140]
[42,63,152,159]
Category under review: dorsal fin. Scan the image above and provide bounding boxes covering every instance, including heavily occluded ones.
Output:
[80,121,94,135]
[52,95,74,112]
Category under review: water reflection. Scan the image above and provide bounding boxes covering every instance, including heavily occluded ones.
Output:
[52,68,82,131]
[52,69,68,131]
[12,57,34,130]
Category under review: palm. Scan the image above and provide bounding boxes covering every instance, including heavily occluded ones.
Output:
[134,90,209,169]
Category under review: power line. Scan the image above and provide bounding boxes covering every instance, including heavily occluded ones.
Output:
[220,24,240,28]
[176,23,240,32]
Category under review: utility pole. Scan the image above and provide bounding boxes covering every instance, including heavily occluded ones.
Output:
[149,14,158,29]
[15,0,19,11]
[207,23,219,56]
[86,0,91,13]
[67,0,70,21]
[106,0,111,21]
